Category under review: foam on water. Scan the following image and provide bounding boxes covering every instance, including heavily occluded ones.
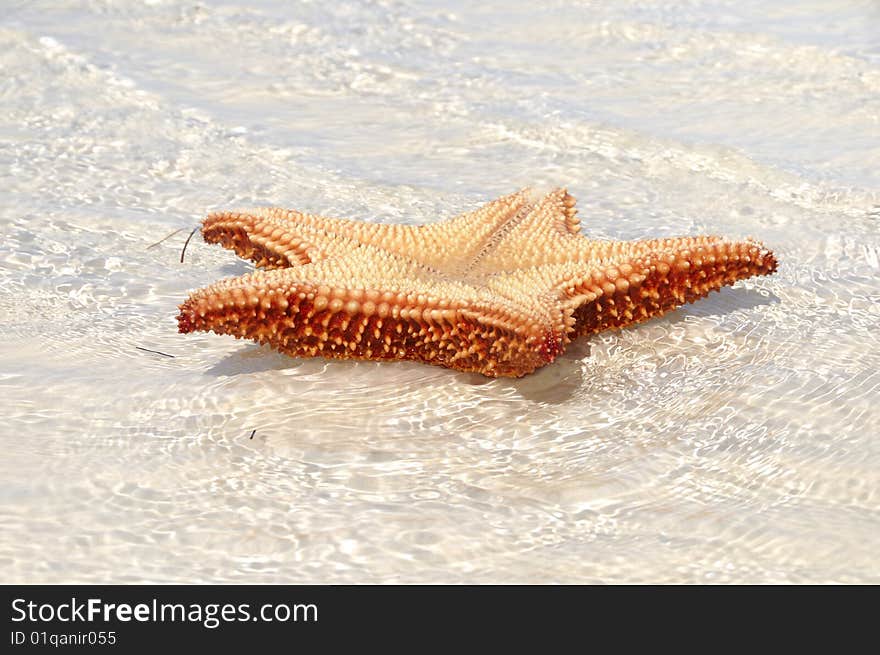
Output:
[1,0,878,583]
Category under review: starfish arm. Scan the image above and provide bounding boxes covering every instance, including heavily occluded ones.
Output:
[517,236,778,338]
[419,187,581,273]
[201,187,581,273]
[566,235,735,264]
[178,250,558,377]
[200,208,420,269]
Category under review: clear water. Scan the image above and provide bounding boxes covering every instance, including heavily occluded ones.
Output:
[1,0,878,583]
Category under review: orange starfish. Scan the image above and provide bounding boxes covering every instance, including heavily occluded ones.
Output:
[178,188,777,377]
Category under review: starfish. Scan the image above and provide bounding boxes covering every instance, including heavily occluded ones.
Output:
[177,187,777,377]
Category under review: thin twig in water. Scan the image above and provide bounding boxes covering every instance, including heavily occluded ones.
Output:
[135,346,175,358]
[180,226,199,263]
[146,227,184,250]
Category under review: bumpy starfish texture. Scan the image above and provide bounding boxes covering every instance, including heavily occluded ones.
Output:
[178,188,777,377]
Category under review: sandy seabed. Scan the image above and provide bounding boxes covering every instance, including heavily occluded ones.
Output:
[1,0,878,583]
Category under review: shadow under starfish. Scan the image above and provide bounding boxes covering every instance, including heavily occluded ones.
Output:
[178,187,778,377]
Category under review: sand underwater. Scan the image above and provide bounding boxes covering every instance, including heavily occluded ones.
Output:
[1,0,878,582]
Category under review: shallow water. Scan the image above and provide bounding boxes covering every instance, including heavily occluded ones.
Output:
[1,0,878,583]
